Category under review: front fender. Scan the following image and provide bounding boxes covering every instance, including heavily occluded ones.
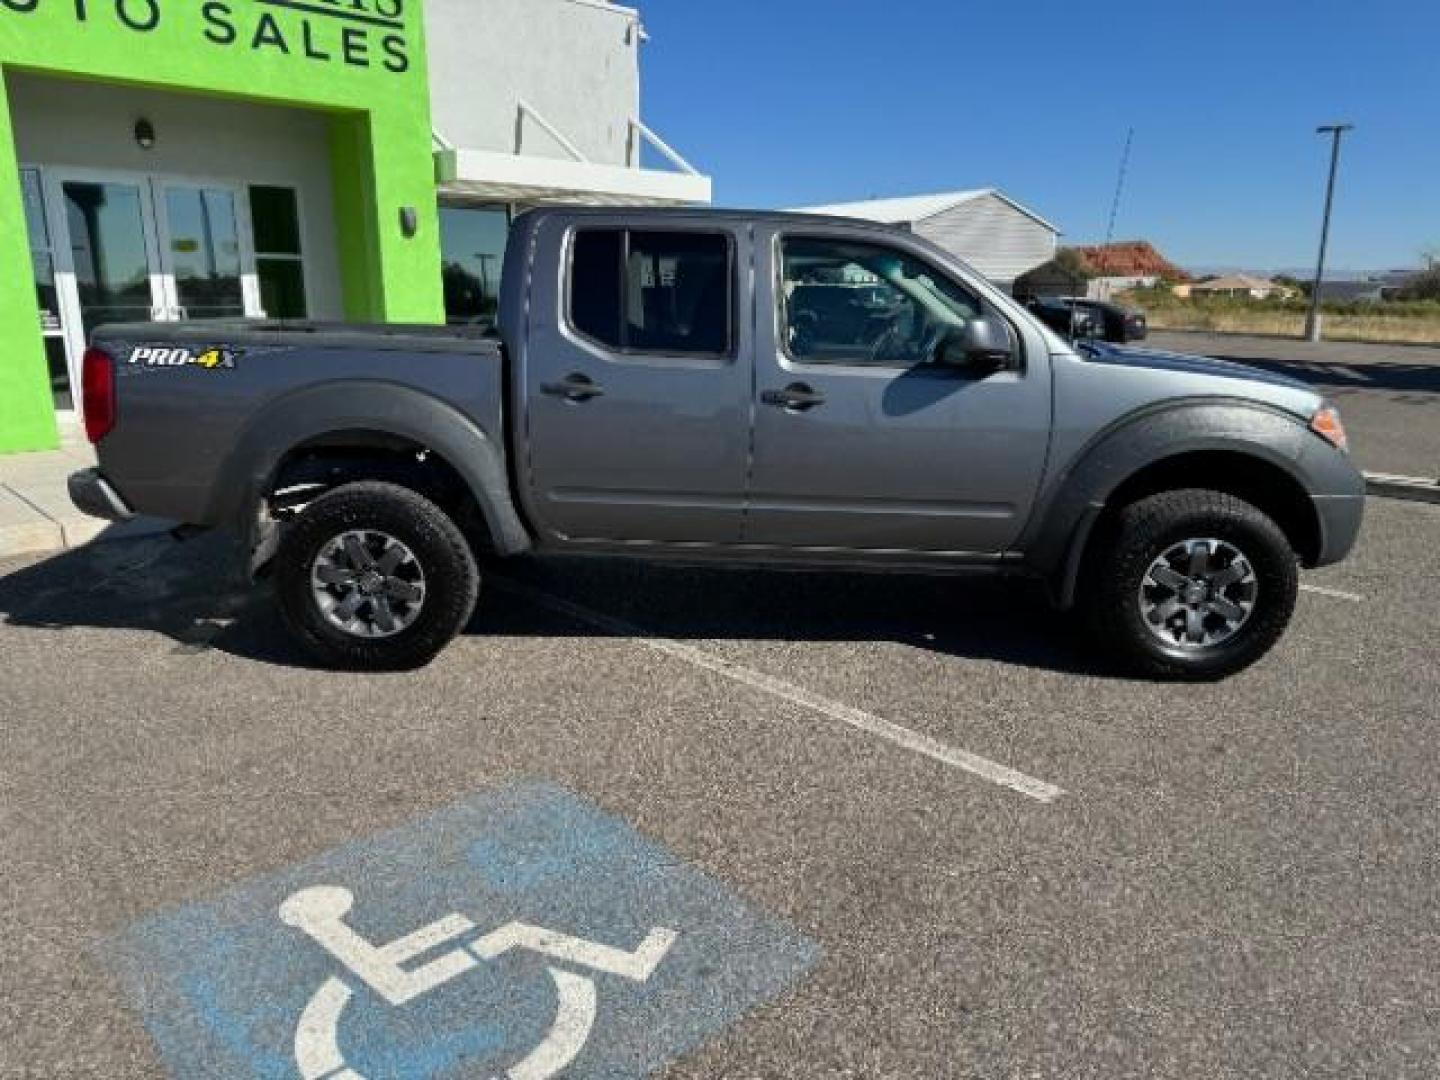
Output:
[1021,398,1326,591]
[208,380,531,556]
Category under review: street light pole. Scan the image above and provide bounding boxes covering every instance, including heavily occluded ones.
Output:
[1305,123,1354,342]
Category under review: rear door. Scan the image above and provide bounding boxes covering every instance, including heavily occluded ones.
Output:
[745,224,1053,554]
[518,215,751,544]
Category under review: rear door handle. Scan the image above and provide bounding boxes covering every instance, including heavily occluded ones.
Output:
[541,373,606,402]
[761,383,825,411]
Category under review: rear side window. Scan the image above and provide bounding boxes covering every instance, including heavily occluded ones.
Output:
[569,228,733,356]
[570,230,624,347]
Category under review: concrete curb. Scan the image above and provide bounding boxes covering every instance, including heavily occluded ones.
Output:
[0,519,66,560]
[1365,472,1440,505]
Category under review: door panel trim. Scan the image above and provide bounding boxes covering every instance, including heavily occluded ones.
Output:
[746,496,1017,518]
[552,536,1010,567]
[547,488,748,510]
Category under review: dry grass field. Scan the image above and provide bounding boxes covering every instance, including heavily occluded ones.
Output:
[1118,291,1440,344]
[1141,308,1440,344]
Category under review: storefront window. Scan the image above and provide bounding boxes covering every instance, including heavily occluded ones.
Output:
[250,185,307,320]
[24,168,73,409]
[440,205,509,326]
[21,169,60,335]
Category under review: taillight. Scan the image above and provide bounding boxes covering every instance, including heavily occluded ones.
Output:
[81,347,116,444]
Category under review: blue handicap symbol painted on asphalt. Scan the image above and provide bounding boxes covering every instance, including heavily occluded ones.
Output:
[105,783,820,1078]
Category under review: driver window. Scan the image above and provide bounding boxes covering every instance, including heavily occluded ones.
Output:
[780,237,983,367]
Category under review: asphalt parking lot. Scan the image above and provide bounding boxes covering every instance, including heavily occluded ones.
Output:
[2,495,1438,1079]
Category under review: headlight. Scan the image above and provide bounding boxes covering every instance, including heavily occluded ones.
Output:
[1310,404,1348,452]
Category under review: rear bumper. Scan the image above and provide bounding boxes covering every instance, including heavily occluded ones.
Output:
[68,468,135,523]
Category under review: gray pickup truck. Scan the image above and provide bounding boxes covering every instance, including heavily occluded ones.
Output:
[70,207,1363,678]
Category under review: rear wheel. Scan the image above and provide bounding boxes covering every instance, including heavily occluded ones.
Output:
[275,481,479,670]
[1083,489,1299,680]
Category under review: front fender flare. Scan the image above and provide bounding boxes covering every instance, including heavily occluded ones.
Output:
[1022,399,1315,605]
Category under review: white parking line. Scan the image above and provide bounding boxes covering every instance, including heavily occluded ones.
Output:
[1300,583,1365,603]
[492,577,1064,804]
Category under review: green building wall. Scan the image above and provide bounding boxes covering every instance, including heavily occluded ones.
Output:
[0,73,51,452]
[0,1,446,454]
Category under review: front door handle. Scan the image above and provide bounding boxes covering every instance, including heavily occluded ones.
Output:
[761,383,825,411]
[541,373,606,402]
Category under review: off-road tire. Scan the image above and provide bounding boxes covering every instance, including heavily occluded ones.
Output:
[275,482,479,671]
[1083,489,1299,680]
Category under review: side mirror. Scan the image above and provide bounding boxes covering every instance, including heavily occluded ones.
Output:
[937,318,1014,373]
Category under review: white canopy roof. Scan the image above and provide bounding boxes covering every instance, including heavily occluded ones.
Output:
[792,189,1058,233]
[436,148,711,207]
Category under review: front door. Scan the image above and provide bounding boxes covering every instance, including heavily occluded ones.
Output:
[40,169,263,402]
[745,225,1053,555]
[518,216,751,545]
[46,172,168,382]
[153,179,260,321]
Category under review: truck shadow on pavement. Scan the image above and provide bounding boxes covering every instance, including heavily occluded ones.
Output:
[0,531,1109,678]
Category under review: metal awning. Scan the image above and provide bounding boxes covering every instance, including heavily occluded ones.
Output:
[434,104,712,208]
[435,148,711,207]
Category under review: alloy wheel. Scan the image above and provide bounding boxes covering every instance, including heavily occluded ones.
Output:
[310,530,427,639]
[1138,537,1258,650]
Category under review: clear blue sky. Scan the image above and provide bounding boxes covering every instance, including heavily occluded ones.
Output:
[638,0,1439,274]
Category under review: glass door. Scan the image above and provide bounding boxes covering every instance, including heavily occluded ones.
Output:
[154,180,262,321]
[47,170,168,387]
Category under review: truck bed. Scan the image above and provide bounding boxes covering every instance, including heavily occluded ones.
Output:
[90,320,505,527]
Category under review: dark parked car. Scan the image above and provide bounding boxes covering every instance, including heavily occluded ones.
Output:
[1062,297,1148,342]
[1023,297,1104,340]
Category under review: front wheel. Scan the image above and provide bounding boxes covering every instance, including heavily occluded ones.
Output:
[274,481,479,670]
[1083,489,1299,680]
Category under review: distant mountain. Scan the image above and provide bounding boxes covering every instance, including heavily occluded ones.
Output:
[1186,265,1252,278]
[1272,267,1391,282]
[1073,241,1188,280]
[1106,261,1418,283]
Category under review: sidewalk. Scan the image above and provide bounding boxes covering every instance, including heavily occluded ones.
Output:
[0,421,168,558]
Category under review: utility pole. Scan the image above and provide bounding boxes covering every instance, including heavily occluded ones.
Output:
[1305,123,1354,342]
[1104,127,1134,249]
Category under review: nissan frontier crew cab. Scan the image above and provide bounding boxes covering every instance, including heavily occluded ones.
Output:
[69,207,1364,679]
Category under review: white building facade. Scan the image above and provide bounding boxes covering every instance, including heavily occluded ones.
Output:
[793,190,1059,290]
[429,0,711,327]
